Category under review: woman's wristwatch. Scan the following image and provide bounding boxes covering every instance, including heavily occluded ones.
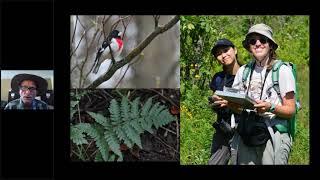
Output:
[268,102,276,113]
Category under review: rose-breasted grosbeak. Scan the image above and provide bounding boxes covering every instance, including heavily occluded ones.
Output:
[92,29,123,74]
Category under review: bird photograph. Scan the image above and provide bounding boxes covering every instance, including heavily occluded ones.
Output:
[70,15,180,88]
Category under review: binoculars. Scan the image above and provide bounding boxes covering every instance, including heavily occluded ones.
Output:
[213,119,234,138]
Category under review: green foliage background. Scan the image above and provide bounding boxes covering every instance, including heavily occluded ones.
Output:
[180,15,309,165]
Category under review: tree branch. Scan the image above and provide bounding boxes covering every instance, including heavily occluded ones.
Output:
[87,15,180,89]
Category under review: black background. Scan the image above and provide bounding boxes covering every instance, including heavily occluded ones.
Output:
[1,0,319,179]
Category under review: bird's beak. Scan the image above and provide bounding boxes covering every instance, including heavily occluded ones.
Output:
[118,31,123,37]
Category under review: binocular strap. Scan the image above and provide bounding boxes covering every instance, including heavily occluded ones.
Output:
[265,119,277,163]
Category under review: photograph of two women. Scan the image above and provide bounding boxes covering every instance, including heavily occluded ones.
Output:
[69,15,309,165]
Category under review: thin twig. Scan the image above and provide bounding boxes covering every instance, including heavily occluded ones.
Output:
[114,53,143,88]
[70,30,86,58]
[152,134,179,154]
[176,119,179,153]
[76,89,82,123]
[71,15,78,44]
[160,126,176,135]
[147,89,179,108]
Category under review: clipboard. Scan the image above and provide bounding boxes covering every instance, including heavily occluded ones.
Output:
[214,90,257,109]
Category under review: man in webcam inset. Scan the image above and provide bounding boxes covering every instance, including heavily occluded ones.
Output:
[4,74,48,110]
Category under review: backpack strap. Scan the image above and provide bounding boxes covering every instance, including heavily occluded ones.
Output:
[242,60,255,89]
[271,60,284,98]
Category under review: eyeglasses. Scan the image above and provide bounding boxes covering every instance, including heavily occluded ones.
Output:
[248,36,268,45]
[19,86,37,91]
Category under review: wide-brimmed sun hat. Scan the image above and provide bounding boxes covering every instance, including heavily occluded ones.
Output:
[242,23,278,50]
[11,73,48,96]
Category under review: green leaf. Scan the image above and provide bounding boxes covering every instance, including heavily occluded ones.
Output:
[70,125,88,145]
[141,97,153,117]
[123,123,142,148]
[130,97,140,119]
[187,23,195,30]
[121,96,130,122]
[104,131,122,157]
[109,99,121,125]
[87,111,109,128]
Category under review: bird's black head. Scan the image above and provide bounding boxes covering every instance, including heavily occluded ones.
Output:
[109,29,122,39]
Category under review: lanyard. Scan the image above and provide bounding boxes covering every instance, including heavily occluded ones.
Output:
[246,63,270,100]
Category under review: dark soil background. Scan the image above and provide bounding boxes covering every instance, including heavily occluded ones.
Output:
[70,89,179,162]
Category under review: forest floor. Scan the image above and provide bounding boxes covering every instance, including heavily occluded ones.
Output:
[70,89,180,162]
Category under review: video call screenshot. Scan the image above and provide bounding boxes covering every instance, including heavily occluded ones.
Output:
[0,0,318,179]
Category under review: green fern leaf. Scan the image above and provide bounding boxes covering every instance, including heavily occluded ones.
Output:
[90,124,110,161]
[156,110,176,128]
[130,97,140,119]
[78,123,109,161]
[70,100,79,119]
[120,96,130,122]
[140,117,153,134]
[70,124,88,145]
[94,151,103,162]
[108,154,116,162]
[114,125,133,148]
[123,123,142,148]
[87,111,110,128]
[151,105,167,129]
[109,99,121,125]
[129,120,144,135]
[104,131,122,158]
[140,97,153,117]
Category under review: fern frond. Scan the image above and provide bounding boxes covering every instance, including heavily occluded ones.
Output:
[109,154,116,162]
[73,96,177,162]
[70,124,88,145]
[129,120,144,135]
[139,117,153,134]
[70,100,79,119]
[114,125,134,148]
[89,123,110,161]
[87,111,110,129]
[74,123,109,161]
[140,97,153,117]
[104,131,122,158]
[109,99,121,125]
[130,97,140,119]
[94,151,103,162]
[150,105,167,129]
[120,96,130,122]
[123,123,142,148]
[155,109,176,128]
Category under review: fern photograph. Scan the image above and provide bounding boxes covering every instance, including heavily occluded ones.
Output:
[70,89,179,162]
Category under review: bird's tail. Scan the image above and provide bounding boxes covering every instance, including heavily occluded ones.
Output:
[92,63,100,74]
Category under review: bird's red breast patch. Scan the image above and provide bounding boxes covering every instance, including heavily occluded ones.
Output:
[116,38,123,50]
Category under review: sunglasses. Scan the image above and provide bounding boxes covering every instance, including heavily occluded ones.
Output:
[248,36,268,45]
[19,86,37,91]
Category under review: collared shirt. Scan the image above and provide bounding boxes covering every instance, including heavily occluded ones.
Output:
[4,98,48,110]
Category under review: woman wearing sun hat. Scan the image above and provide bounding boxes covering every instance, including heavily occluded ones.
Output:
[215,23,296,165]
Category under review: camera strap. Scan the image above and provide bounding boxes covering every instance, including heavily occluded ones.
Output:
[246,62,271,101]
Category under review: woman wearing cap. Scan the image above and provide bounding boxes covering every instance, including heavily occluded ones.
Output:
[208,38,241,165]
[217,24,296,165]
